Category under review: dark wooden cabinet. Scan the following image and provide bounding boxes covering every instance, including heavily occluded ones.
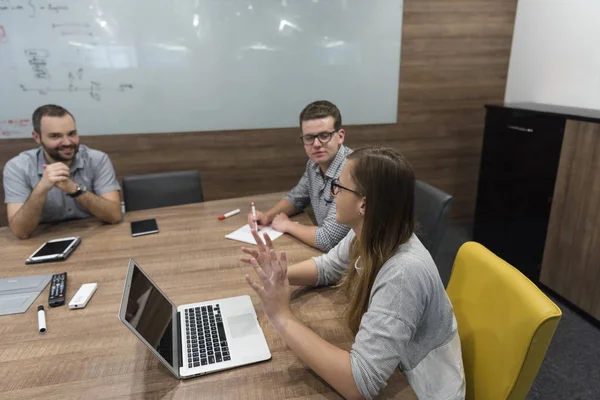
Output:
[474,105,565,281]
[474,103,600,321]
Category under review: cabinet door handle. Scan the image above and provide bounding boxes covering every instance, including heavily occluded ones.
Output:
[507,125,534,132]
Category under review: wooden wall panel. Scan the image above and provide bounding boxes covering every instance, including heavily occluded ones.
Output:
[0,0,518,227]
[541,120,600,320]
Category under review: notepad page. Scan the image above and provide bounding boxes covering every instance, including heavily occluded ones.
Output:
[225,224,285,245]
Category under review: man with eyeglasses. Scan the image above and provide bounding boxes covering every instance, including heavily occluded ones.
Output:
[248,100,351,251]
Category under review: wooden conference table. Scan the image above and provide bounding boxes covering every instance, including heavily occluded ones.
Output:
[0,192,416,399]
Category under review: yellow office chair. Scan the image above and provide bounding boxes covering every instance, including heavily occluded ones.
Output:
[446,242,562,400]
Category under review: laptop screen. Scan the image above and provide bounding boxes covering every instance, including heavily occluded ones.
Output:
[123,263,176,369]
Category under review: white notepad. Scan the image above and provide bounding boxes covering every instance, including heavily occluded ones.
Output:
[225,224,285,245]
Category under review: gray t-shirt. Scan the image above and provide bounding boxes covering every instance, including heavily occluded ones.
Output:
[313,231,466,400]
[3,145,120,223]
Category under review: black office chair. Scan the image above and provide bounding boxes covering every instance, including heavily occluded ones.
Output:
[414,179,453,262]
[122,170,204,212]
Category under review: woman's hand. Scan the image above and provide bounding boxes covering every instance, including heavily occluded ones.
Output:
[241,229,293,330]
[239,229,276,274]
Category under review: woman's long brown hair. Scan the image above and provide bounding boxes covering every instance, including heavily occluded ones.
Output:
[339,147,415,333]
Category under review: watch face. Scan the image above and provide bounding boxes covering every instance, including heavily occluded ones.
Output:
[70,184,87,197]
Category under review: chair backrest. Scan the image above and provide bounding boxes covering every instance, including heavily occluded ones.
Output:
[414,180,453,260]
[122,170,204,212]
[446,242,562,400]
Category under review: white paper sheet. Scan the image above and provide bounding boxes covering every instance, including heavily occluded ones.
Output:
[225,224,285,245]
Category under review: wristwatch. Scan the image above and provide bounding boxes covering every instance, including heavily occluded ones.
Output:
[68,184,87,198]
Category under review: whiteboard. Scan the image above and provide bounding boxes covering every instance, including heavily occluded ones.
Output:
[505,0,600,110]
[0,0,403,139]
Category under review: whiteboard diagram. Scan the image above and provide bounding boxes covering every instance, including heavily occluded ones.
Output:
[0,0,403,138]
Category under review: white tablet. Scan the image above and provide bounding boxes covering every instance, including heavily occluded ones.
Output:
[25,237,81,265]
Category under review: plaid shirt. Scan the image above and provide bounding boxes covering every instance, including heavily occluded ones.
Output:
[285,145,352,251]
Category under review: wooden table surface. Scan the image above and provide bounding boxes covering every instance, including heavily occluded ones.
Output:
[0,192,416,399]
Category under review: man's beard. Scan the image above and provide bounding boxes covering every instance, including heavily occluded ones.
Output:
[42,143,79,162]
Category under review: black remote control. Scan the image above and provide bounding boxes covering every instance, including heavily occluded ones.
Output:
[48,272,67,307]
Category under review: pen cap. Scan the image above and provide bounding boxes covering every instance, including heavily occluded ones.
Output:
[37,305,47,333]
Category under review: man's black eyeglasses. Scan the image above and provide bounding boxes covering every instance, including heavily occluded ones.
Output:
[331,178,361,197]
[300,130,338,145]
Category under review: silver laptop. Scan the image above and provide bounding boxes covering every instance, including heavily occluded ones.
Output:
[118,259,271,379]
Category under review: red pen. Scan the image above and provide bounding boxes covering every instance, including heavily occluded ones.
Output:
[218,208,241,220]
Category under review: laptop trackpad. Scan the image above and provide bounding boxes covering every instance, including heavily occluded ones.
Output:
[228,314,260,339]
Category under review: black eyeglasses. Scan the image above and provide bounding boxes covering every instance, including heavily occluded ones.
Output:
[331,178,361,197]
[299,130,338,145]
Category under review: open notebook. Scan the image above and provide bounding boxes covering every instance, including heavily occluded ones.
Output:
[225,224,285,245]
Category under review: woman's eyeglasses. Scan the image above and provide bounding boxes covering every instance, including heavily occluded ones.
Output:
[331,178,361,197]
[299,130,338,145]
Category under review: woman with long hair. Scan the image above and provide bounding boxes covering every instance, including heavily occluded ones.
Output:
[241,147,465,399]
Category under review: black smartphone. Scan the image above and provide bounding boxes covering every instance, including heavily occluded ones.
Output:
[130,219,159,237]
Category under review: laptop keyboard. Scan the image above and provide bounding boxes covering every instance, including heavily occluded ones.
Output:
[185,304,230,368]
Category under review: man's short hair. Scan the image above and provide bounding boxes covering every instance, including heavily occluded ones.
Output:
[32,104,75,134]
[299,100,342,131]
